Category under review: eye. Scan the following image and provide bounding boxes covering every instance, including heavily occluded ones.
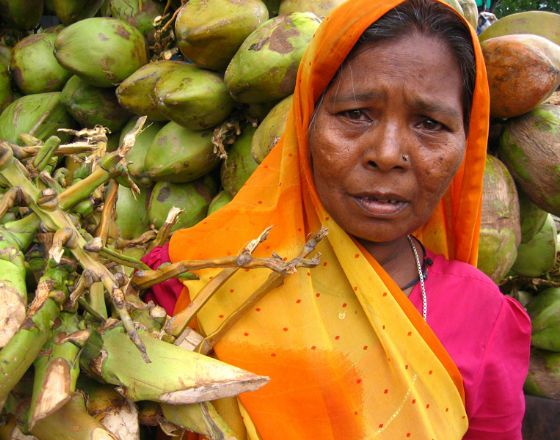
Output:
[418,118,444,131]
[340,109,369,121]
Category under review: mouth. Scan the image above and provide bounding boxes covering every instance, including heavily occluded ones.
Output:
[353,194,408,217]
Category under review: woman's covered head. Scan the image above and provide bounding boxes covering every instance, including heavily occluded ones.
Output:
[307,0,477,249]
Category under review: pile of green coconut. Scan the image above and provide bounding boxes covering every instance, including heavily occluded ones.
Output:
[0,0,559,438]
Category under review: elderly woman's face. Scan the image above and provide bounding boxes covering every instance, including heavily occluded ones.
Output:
[309,32,467,246]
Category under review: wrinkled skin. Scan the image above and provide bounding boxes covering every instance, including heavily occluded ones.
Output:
[308,33,467,290]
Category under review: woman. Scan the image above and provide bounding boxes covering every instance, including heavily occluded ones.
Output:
[145,0,531,438]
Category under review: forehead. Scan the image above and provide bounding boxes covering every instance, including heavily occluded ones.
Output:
[325,33,463,104]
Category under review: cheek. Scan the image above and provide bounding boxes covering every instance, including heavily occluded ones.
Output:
[417,143,465,197]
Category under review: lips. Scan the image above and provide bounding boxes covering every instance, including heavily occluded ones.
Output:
[353,194,408,216]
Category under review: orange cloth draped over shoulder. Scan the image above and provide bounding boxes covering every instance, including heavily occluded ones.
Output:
[169,0,489,438]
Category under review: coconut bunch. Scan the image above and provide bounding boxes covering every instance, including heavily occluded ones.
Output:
[0,120,325,439]
[472,11,560,401]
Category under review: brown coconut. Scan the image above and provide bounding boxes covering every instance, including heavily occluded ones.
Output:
[482,34,560,119]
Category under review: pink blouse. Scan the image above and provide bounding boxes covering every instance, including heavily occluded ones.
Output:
[409,250,531,439]
[142,244,532,439]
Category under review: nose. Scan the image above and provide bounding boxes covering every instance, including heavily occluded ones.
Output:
[362,120,411,172]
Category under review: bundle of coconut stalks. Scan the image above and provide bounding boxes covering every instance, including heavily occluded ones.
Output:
[0,120,326,439]
[0,0,559,436]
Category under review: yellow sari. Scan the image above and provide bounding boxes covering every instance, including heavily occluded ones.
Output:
[169,0,490,438]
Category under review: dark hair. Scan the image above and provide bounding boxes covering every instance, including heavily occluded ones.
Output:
[318,0,476,131]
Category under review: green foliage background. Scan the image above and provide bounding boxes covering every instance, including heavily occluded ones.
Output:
[491,0,560,17]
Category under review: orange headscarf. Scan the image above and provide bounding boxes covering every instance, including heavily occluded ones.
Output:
[169,0,489,438]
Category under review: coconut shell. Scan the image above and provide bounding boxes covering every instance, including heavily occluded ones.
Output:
[525,348,560,399]
[479,11,560,46]
[251,94,292,163]
[54,17,148,88]
[175,0,269,72]
[0,45,10,68]
[61,75,132,132]
[482,34,560,119]
[144,121,221,183]
[116,61,181,121]
[148,176,218,231]
[0,63,12,113]
[518,190,548,244]
[278,0,347,18]
[527,287,560,352]
[10,32,71,94]
[52,0,103,25]
[0,92,74,145]
[224,12,321,104]
[113,185,151,240]
[511,214,558,278]
[456,0,477,30]
[498,104,560,215]
[154,63,235,131]
[0,0,43,30]
[119,118,164,184]
[221,125,259,196]
[477,155,521,283]
[109,0,163,43]
[207,190,233,215]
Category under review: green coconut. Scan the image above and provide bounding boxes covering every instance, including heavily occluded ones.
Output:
[456,0,478,30]
[113,185,151,240]
[109,0,163,42]
[148,176,218,231]
[511,214,558,278]
[479,11,560,46]
[251,94,292,163]
[498,104,560,216]
[0,0,43,30]
[518,190,548,244]
[207,190,233,215]
[10,32,71,94]
[116,61,181,121]
[527,287,560,352]
[154,62,235,131]
[524,348,560,399]
[0,63,12,113]
[61,75,132,132]
[476,155,521,283]
[52,0,103,24]
[54,17,148,88]
[225,12,321,104]
[175,0,269,72]
[221,125,259,196]
[0,92,74,145]
[278,0,347,18]
[144,121,221,183]
[0,45,10,68]
[119,118,164,184]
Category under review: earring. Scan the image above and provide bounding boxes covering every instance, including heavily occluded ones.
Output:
[401,153,409,162]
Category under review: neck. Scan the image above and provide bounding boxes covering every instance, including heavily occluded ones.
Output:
[357,235,419,295]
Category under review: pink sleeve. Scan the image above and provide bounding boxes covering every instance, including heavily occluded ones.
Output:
[140,242,184,316]
[463,296,531,439]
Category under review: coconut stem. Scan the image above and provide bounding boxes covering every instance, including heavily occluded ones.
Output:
[150,206,183,250]
[96,179,118,246]
[28,312,89,430]
[0,186,24,219]
[29,392,119,440]
[198,228,328,351]
[84,238,151,270]
[0,262,71,410]
[0,142,150,363]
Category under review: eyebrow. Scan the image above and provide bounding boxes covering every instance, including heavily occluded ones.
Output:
[328,91,462,121]
[412,97,462,121]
